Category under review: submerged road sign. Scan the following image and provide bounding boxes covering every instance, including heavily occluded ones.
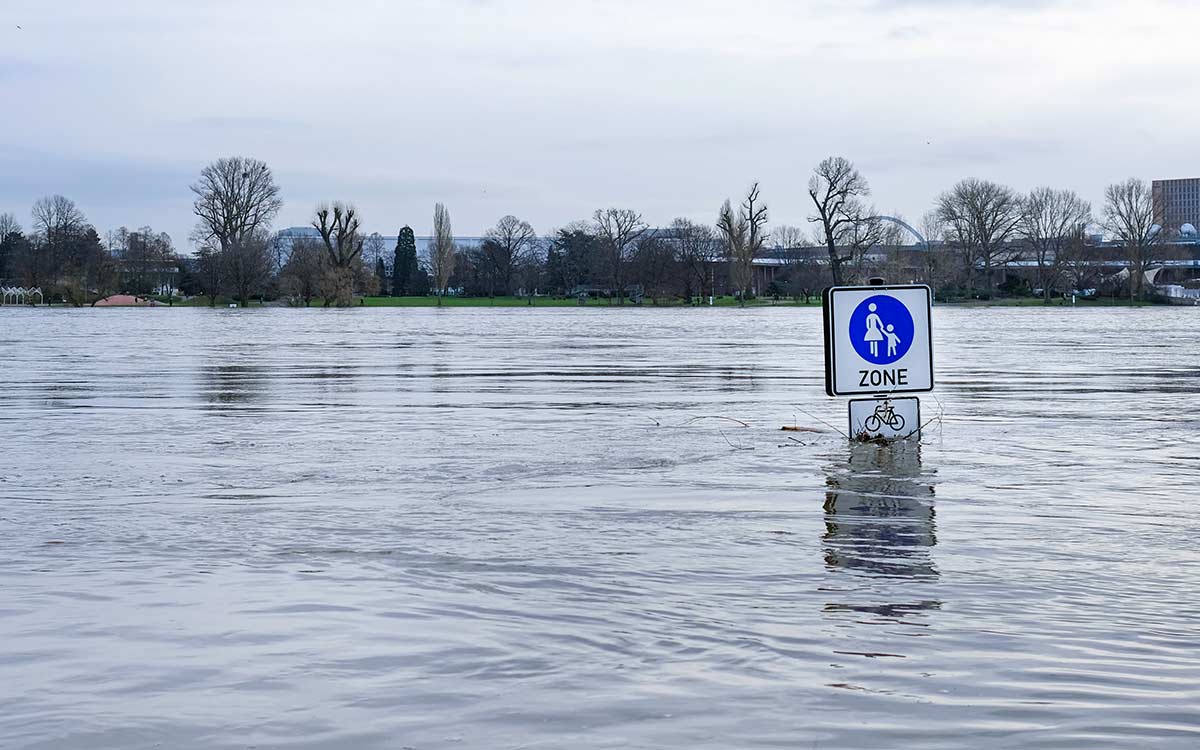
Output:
[849,396,921,440]
[823,285,933,397]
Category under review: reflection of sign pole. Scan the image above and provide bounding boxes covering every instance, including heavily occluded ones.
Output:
[823,281,935,441]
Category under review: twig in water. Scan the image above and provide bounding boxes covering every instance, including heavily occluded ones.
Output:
[789,404,850,440]
[909,395,945,439]
[720,429,754,451]
[681,415,750,428]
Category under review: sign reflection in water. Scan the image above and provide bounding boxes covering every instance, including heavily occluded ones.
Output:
[822,443,940,623]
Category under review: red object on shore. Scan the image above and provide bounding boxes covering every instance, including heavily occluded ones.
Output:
[93,295,160,307]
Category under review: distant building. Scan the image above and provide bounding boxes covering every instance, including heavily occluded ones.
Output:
[1152,178,1200,236]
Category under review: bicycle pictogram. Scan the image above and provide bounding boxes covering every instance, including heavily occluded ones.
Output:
[863,401,905,433]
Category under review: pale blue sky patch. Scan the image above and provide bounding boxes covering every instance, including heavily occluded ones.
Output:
[1,0,1197,248]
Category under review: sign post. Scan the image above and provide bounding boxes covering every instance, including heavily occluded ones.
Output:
[823,284,934,440]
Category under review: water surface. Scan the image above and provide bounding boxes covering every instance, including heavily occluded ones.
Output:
[1,306,1198,748]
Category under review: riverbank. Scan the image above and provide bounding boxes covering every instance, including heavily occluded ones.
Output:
[2,294,1178,309]
[362,295,823,308]
[938,296,1170,307]
[140,295,825,308]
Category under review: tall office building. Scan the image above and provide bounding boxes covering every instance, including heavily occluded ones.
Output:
[1152,178,1200,235]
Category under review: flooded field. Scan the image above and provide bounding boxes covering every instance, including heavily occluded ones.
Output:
[1,306,1198,749]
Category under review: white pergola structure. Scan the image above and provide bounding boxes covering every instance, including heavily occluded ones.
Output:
[0,287,43,305]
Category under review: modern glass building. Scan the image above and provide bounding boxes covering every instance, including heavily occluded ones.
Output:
[1152,178,1200,237]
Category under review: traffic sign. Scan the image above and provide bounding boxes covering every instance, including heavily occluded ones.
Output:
[823,285,933,397]
[849,396,921,440]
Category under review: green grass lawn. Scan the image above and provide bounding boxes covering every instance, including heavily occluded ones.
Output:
[941,296,1164,307]
[363,295,574,307]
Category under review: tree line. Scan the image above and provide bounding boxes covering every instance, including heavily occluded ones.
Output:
[0,154,1171,306]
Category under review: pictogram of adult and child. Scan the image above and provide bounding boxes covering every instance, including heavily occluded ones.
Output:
[847,294,916,365]
[862,302,902,358]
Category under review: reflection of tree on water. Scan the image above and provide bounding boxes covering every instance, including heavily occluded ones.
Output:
[200,363,270,409]
[823,442,940,624]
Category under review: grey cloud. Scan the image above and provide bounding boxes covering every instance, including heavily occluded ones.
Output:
[1,0,1196,246]
[867,0,1062,7]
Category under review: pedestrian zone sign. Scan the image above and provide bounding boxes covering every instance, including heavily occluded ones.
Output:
[823,285,933,397]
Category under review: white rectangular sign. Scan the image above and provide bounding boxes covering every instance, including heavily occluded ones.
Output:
[823,285,934,397]
[849,396,921,440]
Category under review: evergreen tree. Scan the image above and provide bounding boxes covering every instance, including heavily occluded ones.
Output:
[411,267,431,296]
[374,256,388,295]
[547,228,597,295]
[59,227,108,306]
[0,228,21,283]
[1,232,32,287]
[391,226,419,296]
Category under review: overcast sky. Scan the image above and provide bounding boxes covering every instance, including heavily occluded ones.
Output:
[2,0,1198,246]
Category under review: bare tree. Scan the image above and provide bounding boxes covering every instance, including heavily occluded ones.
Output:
[770,224,806,251]
[516,237,546,304]
[913,209,952,289]
[312,202,364,306]
[936,179,1024,296]
[0,212,20,241]
[773,231,818,300]
[1020,187,1092,302]
[32,194,84,270]
[718,184,767,302]
[631,234,677,304]
[194,244,223,307]
[362,232,388,296]
[430,202,457,304]
[1103,178,1162,302]
[32,194,85,244]
[919,210,944,247]
[672,218,721,303]
[312,203,363,268]
[57,227,107,307]
[807,157,880,285]
[788,255,828,303]
[223,232,273,307]
[742,183,768,294]
[840,214,887,283]
[154,233,180,301]
[1058,226,1100,297]
[279,238,327,307]
[363,232,387,267]
[24,195,89,293]
[716,199,747,301]
[592,208,647,304]
[110,226,176,297]
[483,215,538,296]
[190,157,282,252]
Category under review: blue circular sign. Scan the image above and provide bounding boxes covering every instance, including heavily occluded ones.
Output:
[849,295,914,365]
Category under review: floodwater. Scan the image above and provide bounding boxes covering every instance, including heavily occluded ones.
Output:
[1,305,1198,749]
